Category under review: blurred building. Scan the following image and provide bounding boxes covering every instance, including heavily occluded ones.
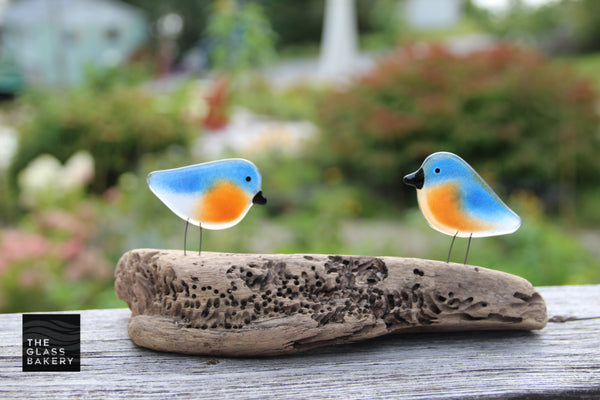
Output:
[0,0,148,88]
[403,0,462,30]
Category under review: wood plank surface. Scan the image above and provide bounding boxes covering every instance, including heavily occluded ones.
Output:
[1,285,599,399]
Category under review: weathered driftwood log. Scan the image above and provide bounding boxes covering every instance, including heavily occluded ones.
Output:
[114,249,547,357]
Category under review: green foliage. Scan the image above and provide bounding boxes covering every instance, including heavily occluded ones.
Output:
[467,194,600,285]
[576,187,600,227]
[560,0,600,53]
[10,78,195,193]
[82,65,151,93]
[466,0,563,43]
[317,43,600,209]
[0,171,17,224]
[367,0,404,46]
[261,0,324,48]
[466,0,600,54]
[207,0,277,74]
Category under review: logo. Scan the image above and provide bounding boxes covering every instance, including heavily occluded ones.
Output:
[22,314,80,372]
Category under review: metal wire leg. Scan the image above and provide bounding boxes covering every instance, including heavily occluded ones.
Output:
[447,231,458,263]
[199,225,203,256]
[184,219,189,256]
[464,233,472,265]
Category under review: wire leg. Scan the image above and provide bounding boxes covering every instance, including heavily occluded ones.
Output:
[447,231,458,263]
[464,233,472,265]
[184,218,189,256]
[198,225,203,256]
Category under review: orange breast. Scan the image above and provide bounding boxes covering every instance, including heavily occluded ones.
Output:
[195,180,250,224]
[419,183,490,234]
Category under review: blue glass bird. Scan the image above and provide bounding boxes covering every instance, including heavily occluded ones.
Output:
[147,158,267,255]
[403,151,520,264]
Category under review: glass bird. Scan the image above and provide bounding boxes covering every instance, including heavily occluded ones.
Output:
[147,158,267,255]
[404,152,520,264]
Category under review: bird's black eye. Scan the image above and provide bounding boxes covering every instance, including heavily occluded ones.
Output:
[246,176,251,182]
[435,168,440,173]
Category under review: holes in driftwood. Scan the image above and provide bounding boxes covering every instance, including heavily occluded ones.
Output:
[169,256,458,330]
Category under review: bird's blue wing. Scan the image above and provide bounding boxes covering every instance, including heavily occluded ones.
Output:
[148,165,213,195]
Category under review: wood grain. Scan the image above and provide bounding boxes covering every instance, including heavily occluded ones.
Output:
[0,285,598,399]
[114,249,547,356]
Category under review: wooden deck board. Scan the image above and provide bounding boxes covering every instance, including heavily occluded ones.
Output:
[1,285,599,399]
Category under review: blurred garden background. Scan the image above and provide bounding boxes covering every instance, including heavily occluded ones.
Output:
[0,0,599,313]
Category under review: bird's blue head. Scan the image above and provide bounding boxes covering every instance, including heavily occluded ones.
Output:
[222,159,266,204]
[404,152,476,189]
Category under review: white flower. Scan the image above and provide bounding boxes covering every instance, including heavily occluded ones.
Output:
[18,154,62,191]
[61,151,95,191]
[17,151,95,208]
[18,154,62,207]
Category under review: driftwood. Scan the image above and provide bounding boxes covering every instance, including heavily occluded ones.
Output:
[114,249,547,357]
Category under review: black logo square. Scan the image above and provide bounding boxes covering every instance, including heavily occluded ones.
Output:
[22,314,80,372]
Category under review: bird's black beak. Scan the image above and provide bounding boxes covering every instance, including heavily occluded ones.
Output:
[403,168,424,190]
[252,191,267,205]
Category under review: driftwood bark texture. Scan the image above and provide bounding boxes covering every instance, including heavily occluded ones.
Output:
[114,249,547,357]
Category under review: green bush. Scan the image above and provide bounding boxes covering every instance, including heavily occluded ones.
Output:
[207,1,277,74]
[11,82,195,193]
[317,43,600,210]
